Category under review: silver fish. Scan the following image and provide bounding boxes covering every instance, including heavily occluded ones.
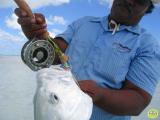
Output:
[34,65,93,120]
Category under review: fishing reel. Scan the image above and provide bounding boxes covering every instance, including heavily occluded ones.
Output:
[21,38,56,71]
[14,0,69,71]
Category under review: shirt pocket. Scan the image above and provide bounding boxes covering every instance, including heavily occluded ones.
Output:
[93,42,132,86]
[112,42,132,70]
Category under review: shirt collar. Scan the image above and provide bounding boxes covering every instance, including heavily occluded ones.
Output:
[90,16,141,35]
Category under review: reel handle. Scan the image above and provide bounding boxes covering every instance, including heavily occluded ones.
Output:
[14,0,49,39]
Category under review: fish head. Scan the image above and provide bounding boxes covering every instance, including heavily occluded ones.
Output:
[36,66,80,106]
[35,66,93,120]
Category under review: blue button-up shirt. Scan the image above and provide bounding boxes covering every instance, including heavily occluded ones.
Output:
[56,16,160,120]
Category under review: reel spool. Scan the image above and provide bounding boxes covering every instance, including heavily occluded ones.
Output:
[21,39,55,71]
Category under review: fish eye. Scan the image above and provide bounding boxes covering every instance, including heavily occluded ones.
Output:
[53,94,58,101]
[49,92,59,104]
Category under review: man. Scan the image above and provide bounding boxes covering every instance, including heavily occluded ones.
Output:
[15,0,160,119]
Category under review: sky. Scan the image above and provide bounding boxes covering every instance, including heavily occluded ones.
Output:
[0,0,159,55]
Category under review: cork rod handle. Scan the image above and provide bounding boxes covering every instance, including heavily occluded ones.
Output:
[14,0,34,18]
[14,0,49,39]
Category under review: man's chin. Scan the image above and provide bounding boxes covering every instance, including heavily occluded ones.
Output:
[111,15,132,25]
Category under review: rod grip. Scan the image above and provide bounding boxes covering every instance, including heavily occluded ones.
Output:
[14,0,34,18]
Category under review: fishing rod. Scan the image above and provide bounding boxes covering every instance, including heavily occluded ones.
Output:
[14,0,70,71]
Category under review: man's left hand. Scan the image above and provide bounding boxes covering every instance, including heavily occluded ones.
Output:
[78,80,103,103]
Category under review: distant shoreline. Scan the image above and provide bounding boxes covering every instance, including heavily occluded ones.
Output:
[0,54,20,57]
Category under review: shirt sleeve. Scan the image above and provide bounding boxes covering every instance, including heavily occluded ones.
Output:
[55,16,91,44]
[55,22,75,44]
[126,36,160,96]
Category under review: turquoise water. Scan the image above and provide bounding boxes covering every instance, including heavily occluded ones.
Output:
[0,56,159,120]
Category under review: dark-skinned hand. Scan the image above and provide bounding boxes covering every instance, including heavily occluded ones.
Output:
[14,8,48,40]
[78,80,103,103]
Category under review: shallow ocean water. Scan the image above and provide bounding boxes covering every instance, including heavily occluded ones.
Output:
[0,56,159,120]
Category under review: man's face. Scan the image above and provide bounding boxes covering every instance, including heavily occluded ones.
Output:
[110,0,151,25]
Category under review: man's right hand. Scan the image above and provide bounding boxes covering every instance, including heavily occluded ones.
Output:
[14,8,49,40]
